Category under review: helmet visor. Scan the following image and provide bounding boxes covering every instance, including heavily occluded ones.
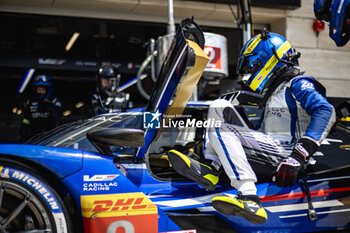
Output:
[237,52,262,85]
[33,75,51,86]
[237,52,256,75]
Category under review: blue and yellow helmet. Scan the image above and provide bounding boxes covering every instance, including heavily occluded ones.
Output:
[237,31,294,94]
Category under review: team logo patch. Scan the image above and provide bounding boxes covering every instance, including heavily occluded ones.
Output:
[83,174,119,182]
[301,80,314,90]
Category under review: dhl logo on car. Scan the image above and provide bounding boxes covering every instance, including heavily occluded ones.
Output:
[81,192,157,218]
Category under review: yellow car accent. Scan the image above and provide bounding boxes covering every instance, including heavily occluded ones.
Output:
[341,116,350,121]
[340,145,350,150]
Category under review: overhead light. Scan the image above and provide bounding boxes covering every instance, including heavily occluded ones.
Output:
[75,102,84,109]
[65,32,80,52]
[18,68,35,94]
[63,110,72,116]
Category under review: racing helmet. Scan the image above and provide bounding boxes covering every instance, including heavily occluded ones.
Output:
[314,0,350,46]
[33,75,52,99]
[236,31,294,94]
[97,64,121,96]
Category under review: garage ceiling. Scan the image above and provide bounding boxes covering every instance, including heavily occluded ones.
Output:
[0,0,290,28]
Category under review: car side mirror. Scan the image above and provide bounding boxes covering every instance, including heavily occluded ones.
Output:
[87,128,145,155]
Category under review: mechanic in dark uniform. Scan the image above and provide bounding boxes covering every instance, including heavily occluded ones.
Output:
[90,64,132,116]
[168,31,336,224]
[20,75,62,142]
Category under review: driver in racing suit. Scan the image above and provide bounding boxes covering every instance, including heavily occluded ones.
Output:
[168,31,336,224]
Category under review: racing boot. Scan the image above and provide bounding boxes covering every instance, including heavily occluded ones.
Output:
[168,149,219,191]
[212,192,267,225]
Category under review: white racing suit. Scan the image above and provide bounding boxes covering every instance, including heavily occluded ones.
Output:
[204,76,336,194]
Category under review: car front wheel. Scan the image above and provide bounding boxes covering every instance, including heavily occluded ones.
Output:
[0,163,71,233]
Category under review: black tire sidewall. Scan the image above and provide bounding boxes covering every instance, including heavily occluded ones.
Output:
[0,162,71,233]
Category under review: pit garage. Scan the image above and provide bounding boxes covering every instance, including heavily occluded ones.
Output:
[0,0,349,233]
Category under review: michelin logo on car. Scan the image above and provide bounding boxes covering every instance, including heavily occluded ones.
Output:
[9,169,59,210]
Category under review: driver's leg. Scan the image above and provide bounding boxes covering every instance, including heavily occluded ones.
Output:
[205,99,257,194]
[206,98,267,224]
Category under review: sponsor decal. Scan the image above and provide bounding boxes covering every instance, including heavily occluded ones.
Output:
[264,57,278,72]
[75,61,98,67]
[83,182,118,192]
[53,213,68,233]
[244,34,261,54]
[295,143,309,159]
[300,80,314,90]
[265,107,286,118]
[81,193,158,233]
[0,166,60,211]
[0,167,10,178]
[94,115,123,122]
[38,58,66,65]
[11,171,60,210]
[83,174,119,192]
[83,174,119,182]
[81,193,157,217]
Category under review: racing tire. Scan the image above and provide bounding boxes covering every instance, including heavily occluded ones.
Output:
[0,162,72,233]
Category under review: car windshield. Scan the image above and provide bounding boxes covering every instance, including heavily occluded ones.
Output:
[26,112,143,154]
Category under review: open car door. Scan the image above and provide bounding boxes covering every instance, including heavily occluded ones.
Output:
[136,18,209,159]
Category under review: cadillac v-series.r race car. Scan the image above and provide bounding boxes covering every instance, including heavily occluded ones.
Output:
[0,18,349,233]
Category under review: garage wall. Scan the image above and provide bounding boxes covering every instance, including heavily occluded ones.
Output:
[285,0,350,97]
[1,0,349,97]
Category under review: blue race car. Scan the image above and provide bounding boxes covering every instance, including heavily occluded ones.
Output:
[0,18,349,233]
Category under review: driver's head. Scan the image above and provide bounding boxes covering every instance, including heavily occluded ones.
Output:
[97,65,120,96]
[237,31,297,95]
[314,0,350,46]
[33,75,52,100]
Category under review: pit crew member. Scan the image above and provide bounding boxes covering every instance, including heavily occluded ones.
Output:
[90,64,132,116]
